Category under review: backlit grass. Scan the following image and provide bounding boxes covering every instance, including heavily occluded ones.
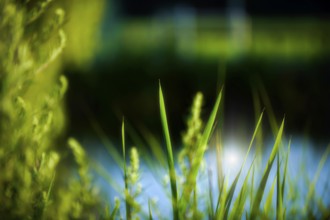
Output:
[1,1,330,219]
[86,85,330,220]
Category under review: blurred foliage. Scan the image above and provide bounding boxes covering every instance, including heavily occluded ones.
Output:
[103,17,330,60]
[59,0,105,69]
[0,0,105,219]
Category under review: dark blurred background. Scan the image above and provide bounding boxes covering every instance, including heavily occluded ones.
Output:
[64,0,330,147]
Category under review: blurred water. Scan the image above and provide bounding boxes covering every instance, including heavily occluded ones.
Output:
[86,137,330,219]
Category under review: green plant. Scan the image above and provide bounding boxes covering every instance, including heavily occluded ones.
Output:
[99,83,329,220]
[0,0,104,219]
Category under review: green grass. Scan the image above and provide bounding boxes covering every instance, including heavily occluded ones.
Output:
[86,84,329,220]
[1,1,330,219]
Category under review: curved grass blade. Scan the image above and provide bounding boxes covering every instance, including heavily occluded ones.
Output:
[208,169,215,219]
[139,125,167,167]
[256,78,278,135]
[229,156,256,220]
[148,199,153,220]
[251,86,264,164]
[83,102,123,167]
[304,143,330,213]
[282,138,291,201]
[264,170,276,214]
[122,119,132,220]
[223,112,264,219]
[110,198,120,220]
[159,82,179,220]
[250,118,285,220]
[215,178,228,219]
[89,159,122,193]
[276,155,283,220]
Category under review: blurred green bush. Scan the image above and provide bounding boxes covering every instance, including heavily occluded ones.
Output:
[0,0,105,219]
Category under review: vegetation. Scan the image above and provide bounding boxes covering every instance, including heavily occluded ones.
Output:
[0,0,104,219]
[0,1,329,220]
[88,85,329,220]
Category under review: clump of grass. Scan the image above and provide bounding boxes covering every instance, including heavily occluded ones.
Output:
[1,2,329,218]
[94,83,329,220]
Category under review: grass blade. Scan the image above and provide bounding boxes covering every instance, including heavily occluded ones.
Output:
[159,82,179,220]
[83,103,124,167]
[216,132,224,192]
[223,112,263,219]
[139,125,167,167]
[304,143,330,213]
[250,118,285,219]
[229,157,256,220]
[208,169,215,219]
[215,178,228,219]
[282,139,291,201]
[122,119,132,220]
[110,198,120,220]
[251,86,264,164]
[148,199,153,220]
[256,78,279,135]
[276,155,283,220]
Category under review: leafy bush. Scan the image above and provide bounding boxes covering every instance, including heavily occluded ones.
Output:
[0,0,104,219]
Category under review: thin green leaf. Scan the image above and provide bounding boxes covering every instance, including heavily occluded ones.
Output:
[250,118,285,219]
[110,198,120,220]
[159,82,179,220]
[282,139,291,201]
[229,157,256,220]
[148,199,153,220]
[215,178,228,219]
[208,169,215,219]
[122,119,131,220]
[304,143,330,212]
[276,155,283,220]
[223,112,264,219]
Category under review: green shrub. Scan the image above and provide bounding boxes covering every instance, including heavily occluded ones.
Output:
[0,0,104,219]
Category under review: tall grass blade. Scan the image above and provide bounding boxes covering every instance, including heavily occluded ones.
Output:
[251,86,263,164]
[83,103,123,167]
[276,155,283,220]
[223,112,263,219]
[148,199,153,220]
[215,178,228,219]
[159,82,179,220]
[250,166,255,209]
[216,133,224,192]
[304,143,330,213]
[122,119,132,220]
[256,78,279,135]
[139,125,167,167]
[110,198,120,220]
[90,160,122,192]
[251,118,285,219]
[208,169,215,219]
[229,157,256,220]
[123,121,164,181]
[282,139,291,201]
